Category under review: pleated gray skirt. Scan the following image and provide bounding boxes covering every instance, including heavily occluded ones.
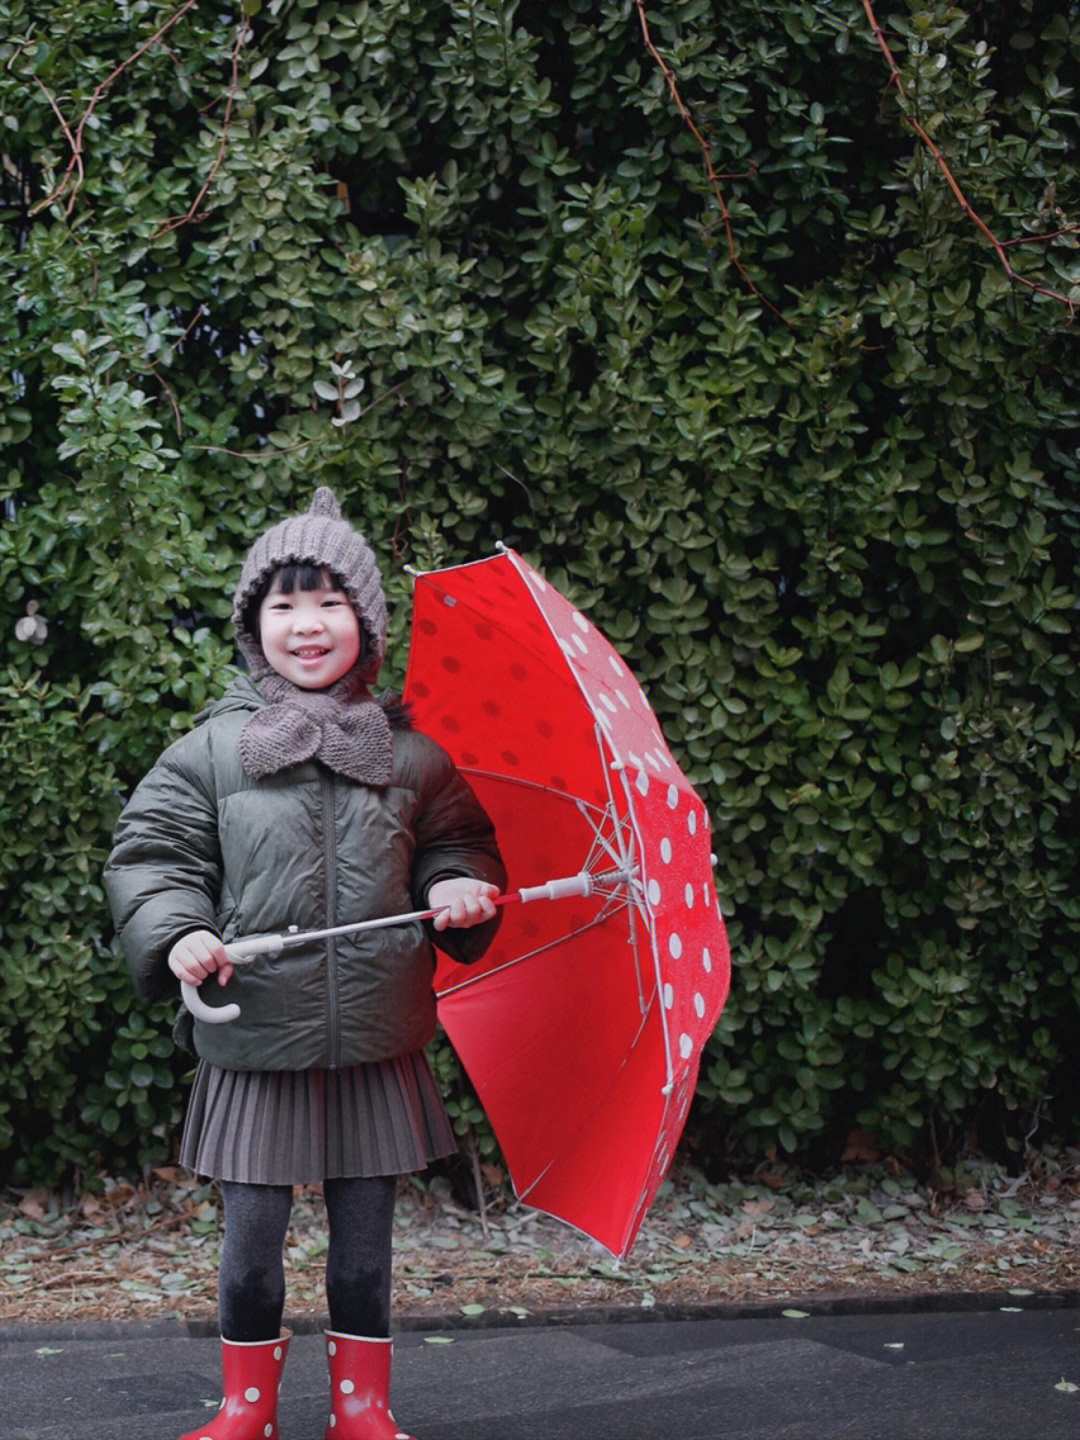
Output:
[179,1052,458,1185]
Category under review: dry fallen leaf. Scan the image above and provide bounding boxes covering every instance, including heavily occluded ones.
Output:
[741,1199,775,1218]
[841,1130,882,1165]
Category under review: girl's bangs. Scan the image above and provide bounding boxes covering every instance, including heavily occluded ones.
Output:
[272,562,330,594]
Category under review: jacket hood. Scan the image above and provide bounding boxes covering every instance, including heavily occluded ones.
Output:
[190,672,264,727]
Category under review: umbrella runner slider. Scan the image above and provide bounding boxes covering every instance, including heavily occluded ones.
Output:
[181,866,638,1025]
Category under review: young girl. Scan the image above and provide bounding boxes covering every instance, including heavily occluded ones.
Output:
[104,488,505,1440]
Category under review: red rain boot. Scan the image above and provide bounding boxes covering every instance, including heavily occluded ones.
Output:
[324,1332,416,1439]
[177,1331,291,1440]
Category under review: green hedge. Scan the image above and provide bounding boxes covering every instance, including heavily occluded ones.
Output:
[1,0,1078,1182]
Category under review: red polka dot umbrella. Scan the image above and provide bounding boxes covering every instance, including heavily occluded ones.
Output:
[403,546,731,1259]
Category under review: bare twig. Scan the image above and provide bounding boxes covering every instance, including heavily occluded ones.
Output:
[24,1209,194,1256]
[862,0,1076,313]
[635,2,789,325]
[170,304,210,354]
[466,1133,491,1242]
[191,436,322,461]
[153,19,251,237]
[31,0,200,216]
[32,76,83,199]
[150,367,184,439]
[1002,225,1080,250]
[492,459,536,514]
[38,1270,111,1290]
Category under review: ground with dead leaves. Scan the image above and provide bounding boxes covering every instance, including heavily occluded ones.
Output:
[3,1150,1079,1329]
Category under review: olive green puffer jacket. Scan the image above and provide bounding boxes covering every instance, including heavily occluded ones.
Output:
[103,676,505,1071]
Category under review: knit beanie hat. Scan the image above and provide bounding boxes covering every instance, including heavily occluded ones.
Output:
[231,488,394,787]
[232,487,389,686]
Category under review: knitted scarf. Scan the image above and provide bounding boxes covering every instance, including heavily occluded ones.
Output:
[237,663,393,787]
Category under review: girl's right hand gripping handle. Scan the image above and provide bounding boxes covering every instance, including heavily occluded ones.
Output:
[179,934,284,1025]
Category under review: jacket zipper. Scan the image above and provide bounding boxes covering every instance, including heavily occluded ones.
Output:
[322,770,341,1068]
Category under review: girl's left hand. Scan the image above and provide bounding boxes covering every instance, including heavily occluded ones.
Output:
[428,878,501,931]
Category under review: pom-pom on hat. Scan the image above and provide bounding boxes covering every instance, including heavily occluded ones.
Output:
[232,487,389,684]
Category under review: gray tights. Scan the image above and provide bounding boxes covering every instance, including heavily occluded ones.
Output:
[218,1176,396,1342]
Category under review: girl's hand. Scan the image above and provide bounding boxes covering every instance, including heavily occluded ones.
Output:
[168,930,234,988]
[428,878,500,931]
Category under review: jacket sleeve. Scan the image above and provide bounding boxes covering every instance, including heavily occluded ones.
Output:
[409,736,507,966]
[102,732,224,1005]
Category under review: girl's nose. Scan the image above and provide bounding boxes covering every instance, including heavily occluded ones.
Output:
[293,607,325,633]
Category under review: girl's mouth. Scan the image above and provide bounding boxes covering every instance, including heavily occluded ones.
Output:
[292,646,330,659]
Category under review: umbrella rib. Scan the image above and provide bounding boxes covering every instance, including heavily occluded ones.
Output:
[597,732,635,870]
[577,802,624,876]
[589,888,632,927]
[596,734,675,1090]
[574,785,649,1011]
[460,767,612,825]
[591,733,651,1014]
[434,908,623,999]
[458,765,638,896]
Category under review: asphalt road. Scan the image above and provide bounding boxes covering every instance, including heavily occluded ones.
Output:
[3,1300,1080,1439]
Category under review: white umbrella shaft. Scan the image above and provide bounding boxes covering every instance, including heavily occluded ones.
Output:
[181,869,631,1026]
[181,906,444,1026]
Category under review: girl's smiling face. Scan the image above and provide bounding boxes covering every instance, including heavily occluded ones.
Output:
[258,569,362,689]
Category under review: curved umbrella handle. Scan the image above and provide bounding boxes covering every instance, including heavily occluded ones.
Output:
[178,936,281,1026]
[181,979,241,1025]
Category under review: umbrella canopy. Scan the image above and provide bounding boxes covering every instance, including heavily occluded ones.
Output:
[403,547,731,1258]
